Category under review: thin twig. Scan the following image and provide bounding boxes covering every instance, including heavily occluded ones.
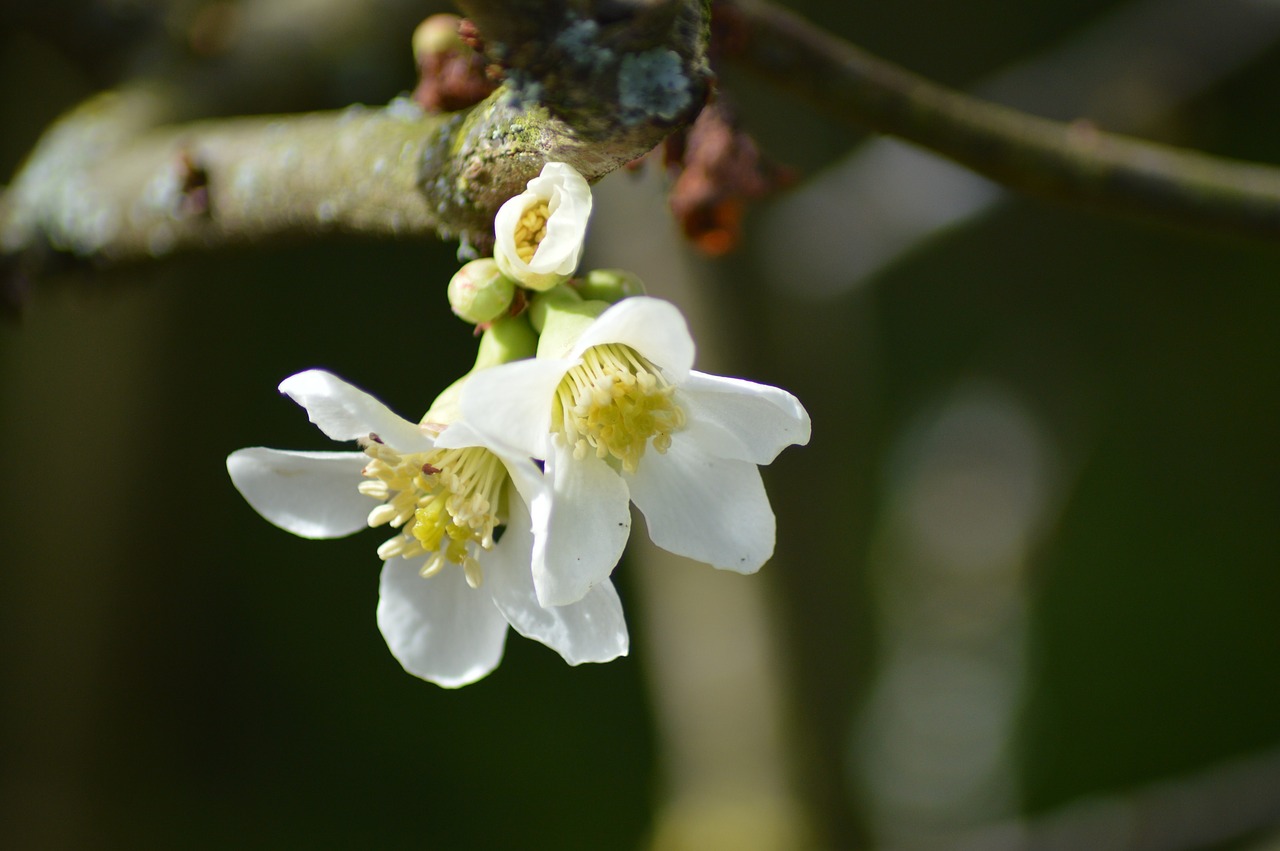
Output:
[941,743,1280,851]
[725,0,1280,240]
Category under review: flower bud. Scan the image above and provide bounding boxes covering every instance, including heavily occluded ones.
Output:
[531,290,609,360]
[493,162,592,291]
[574,268,646,303]
[412,14,465,64]
[526,283,581,334]
[448,258,515,324]
[422,315,537,425]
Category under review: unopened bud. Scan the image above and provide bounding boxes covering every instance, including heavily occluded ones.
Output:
[575,268,646,303]
[413,14,465,64]
[448,258,515,324]
[493,162,592,291]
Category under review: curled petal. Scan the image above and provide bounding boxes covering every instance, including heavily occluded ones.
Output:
[279,370,434,452]
[679,371,811,464]
[226,448,370,539]
[626,437,776,573]
[483,499,629,664]
[530,163,592,273]
[493,162,592,290]
[377,557,509,688]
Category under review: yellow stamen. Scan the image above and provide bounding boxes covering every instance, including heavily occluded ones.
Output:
[513,200,550,263]
[358,438,508,587]
[553,343,685,473]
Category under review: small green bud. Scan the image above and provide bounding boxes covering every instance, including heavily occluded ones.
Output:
[412,14,465,64]
[527,283,582,334]
[421,315,537,425]
[473,314,538,370]
[532,289,610,359]
[574,268,646,303]
[448,258,515,324]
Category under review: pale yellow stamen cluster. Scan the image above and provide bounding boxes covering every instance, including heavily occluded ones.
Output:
[358,436,507,588]
[554,343,686,473]
[513,201,550,263]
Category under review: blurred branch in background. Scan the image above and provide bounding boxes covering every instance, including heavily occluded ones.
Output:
[10,0,1280,283]
[942,742,1280,851]
[589,170,813,851]
[5,0,440,115]
[0,282,173,848]
[854,384,1065,848]
[758,0,1280,297]
[724,0,1280,241]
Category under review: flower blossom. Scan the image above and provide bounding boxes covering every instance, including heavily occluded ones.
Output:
[493,162,592,291]
[459,296,811,607]
[226,369,628,687]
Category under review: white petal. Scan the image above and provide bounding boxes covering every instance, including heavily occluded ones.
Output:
[533,163,592,275]
[429,419,487,452]
[627,437,776,573]
[433,421,553,535]
[278,370,433,452]
[483,500,629,664]
[493,192,533,281]
[569,297,695,381]
[457,358,568,458]
[531,442,632,606]
[678,371,812,464]
[226,448,370,538]
[492,163,592,290]
[377,557,508,688]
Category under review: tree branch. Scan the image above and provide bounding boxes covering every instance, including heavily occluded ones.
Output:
[1,0,711,267]
[422,0,711,237]
[724,0,1280,240]
[0,87,449,263]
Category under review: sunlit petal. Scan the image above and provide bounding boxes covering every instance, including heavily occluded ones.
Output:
[484,501,629,664]
[627,437,776,573]
[493,162,592,290]
[226,448,370,538]
[278,369,433,451]
[377,557,508,688]
[531,442,632,606]
[569,296,695,381]
[458,358,569,458]
[678,371,812,464]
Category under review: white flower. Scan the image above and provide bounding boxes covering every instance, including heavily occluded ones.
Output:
[226,369,628,688]
[493,162,592,291]
[459,296,811,607]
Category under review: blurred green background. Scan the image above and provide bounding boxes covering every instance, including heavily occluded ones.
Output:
[3,0,1279,848]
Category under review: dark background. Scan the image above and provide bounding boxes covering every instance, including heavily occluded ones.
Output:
[2,0,1278,848]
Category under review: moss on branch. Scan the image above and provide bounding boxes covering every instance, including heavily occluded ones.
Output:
[425,0,713,241]
[1,0,712,270]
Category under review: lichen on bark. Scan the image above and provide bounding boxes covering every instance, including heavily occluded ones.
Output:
[1,0,713,270]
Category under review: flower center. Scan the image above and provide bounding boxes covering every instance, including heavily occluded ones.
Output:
[358,437,507,588]
[553,343,686,473]
[513,200,550,263]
